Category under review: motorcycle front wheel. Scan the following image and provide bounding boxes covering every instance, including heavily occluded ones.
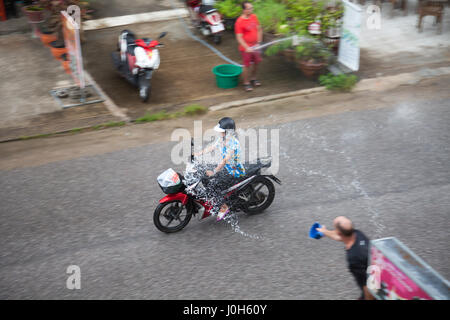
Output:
[213,34,222,45]
[153,200,192,233]
[139,85,150,102]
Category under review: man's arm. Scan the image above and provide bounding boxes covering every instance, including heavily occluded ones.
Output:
[206,151,232,176]
[316,225,343,242]
[236,33,252,52]
[193,142,215,157]
[257,24,263,44]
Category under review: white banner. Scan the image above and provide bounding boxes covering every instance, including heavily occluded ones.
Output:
[338,0,363,71]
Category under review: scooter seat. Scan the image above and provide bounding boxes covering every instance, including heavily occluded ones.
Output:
[127,44,137,56]
[200,5,216,14]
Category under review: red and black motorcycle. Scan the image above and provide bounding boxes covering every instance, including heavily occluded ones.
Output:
[153,140,281,233]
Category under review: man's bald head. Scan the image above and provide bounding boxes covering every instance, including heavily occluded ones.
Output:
[333,216,354,237]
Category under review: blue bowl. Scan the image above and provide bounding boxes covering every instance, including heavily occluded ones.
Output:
[309,222,324,239]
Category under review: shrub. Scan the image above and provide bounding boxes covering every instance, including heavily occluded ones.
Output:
[319,73,358,91]
[295,36,332,63]
[215,0,242,19]
[254,0,288,34]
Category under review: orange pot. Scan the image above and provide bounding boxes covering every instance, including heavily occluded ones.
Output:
[61,60,71,74]
[51,47,67,60]
[40,33,57,47]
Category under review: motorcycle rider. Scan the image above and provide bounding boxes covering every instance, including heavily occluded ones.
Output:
[194,117,246,221]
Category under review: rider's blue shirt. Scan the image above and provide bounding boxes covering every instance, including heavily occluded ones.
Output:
[215,136,246,178]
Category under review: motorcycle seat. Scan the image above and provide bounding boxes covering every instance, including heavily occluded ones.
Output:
[199,5,216,14]
[243,163,262,176]
[127,44,137,56]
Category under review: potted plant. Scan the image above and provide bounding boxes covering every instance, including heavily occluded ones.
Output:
[295,36,332,78]
[22,3,45,23]
[60,53,72,74]
[264,38,293,60]
[37,0,92,43]
[214,0,241,31]
[39,24,58,46]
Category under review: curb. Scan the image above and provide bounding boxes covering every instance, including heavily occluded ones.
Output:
[83,9,189,31]
[84,71,130,122]
[2,66,449,144]
[209,66,450,112]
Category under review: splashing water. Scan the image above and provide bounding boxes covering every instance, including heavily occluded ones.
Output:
[223,212,262,240]
[279,123,386,237]
[184,157,262,240]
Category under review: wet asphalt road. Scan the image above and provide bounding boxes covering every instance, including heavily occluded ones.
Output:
[1,96,449,300]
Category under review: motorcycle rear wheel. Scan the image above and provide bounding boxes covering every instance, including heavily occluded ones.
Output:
[154,200,192,233]
[241,176,275,215]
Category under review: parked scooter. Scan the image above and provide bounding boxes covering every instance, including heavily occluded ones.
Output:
[111,30,167,102]
[186,0,225,44]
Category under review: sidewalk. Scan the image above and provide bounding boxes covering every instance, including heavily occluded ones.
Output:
[0,2,449,142]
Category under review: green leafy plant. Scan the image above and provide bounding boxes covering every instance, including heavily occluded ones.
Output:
[214,0,242,19]
[295,36,332,63]
[254,0,288,34]
[25,5,44,11]
[264,38,293,56]
[319,73,358,91]
[285,0,324,34]
[322,2,344,38]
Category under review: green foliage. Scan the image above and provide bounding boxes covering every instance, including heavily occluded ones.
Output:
[135,111,170,123]
[25,5,44,11]
[319,73,358,91]
[285,0,324,34]
[183,104,208,116]
[254,0,288,34]
[215,0,242,18]
[135,104,208,123]
[264,39,292,56]
[93,121,126,130]
[295,36,332,62]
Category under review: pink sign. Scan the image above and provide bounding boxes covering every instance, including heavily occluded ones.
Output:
[368,246,433,300]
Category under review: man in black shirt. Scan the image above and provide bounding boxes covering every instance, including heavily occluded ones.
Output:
[316,216,374,300]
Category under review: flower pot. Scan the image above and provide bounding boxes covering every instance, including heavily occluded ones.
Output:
[297,60,326,78]
[323,36,340,55]
[22,5,45,23]
[40,30,58,47]
[49,40,67,60]
[283,48,296,62]
[61,54,71,74]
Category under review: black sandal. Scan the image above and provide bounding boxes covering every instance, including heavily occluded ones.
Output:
[250,79,261,87]
[244,83,253,91]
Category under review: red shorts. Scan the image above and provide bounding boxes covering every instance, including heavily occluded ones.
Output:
[240,51,262,67]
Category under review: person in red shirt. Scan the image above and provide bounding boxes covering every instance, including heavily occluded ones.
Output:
[234,1,263,92]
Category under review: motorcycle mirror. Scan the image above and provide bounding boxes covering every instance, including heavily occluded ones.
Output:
[158,32,167,39]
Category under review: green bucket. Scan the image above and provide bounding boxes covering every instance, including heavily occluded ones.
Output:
[212,64,242,89]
